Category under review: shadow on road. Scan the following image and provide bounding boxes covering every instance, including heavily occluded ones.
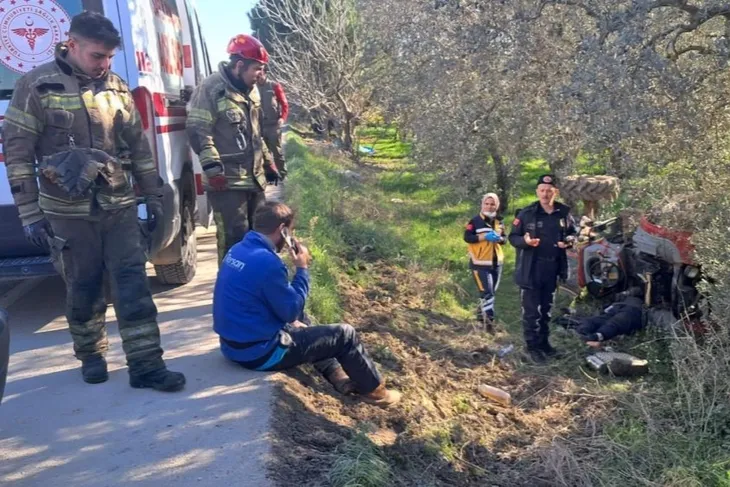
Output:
[0,229,274,486]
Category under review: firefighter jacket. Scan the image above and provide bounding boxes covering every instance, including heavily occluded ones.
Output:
[186,62,274,191]
[463,214,505,269]
[3,44,159,226]
[258,80,288,128]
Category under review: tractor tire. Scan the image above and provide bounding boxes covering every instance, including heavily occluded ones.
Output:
[561,175,619,202]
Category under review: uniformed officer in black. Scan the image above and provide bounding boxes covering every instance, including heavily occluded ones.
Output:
[509,175,576,363]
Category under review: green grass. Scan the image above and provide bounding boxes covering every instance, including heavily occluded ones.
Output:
[357,126,412,160]
[284,136,348,324]
[327,431,393,487]
[285,133,555,335]
[283,128,729,486]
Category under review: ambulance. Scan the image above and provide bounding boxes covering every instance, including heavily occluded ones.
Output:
[0,0,214,284]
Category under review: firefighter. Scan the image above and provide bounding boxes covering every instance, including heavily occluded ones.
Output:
[3,12,185,391]
[509,175,576,364]
[186,34,279,264]
[257,69,289,177]
[463,193,505,333]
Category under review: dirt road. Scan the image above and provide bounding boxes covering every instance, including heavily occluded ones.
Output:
[0,228,274,487]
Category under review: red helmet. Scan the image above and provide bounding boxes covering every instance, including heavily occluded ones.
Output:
[226,34,269,64]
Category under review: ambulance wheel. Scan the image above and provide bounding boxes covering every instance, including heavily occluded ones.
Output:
[154,204,197,285]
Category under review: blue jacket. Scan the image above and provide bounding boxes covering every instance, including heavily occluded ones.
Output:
[213,231,310,364]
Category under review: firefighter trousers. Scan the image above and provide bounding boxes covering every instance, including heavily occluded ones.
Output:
[48,207,165,375]
[262,126,286,174]
[208,189,266,265]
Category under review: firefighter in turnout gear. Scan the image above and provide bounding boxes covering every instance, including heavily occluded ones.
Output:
[509,175,577,364]
[257,69,289,177]
[463,193,505,333]
[186,34,279,264]
[2,12,186,391]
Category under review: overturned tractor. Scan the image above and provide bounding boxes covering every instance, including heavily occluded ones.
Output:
[565,213,707,325]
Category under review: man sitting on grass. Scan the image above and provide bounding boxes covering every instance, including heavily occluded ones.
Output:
[212,201,402,408]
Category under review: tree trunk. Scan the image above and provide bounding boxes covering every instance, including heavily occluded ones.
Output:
[336,92,355,153]
[343,113,354,152]
[489,146,515,214]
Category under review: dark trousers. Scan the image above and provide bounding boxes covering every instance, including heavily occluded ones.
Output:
[521,259,559,350]
[208,190,266,265]
[472,265,502,320]
[578,306,643,341]
[261,324,382,394]
[48,207,164,375]
[262,126,286,174]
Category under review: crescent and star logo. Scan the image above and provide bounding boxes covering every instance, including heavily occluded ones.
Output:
[0,0,71,74]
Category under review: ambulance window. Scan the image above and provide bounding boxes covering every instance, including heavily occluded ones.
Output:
[201,35,212,75]
[150,0,185,94]
[182,0,201,82]
[0,0,87,96]
[195,14,212,76]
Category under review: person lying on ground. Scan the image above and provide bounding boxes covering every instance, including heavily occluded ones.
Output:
[212,201,402,408]
[576,291,645,348]
[463,192,505,333]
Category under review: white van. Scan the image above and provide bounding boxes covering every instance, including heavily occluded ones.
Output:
[0,0,214,284]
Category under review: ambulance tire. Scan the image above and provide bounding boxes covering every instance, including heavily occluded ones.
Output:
[154,202,197,285]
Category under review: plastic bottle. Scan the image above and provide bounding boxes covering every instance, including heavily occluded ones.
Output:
[497,344,515,357]
[478,384,512,406]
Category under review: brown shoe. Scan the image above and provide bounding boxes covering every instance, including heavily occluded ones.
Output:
[361,384,402,408]
[325,367,356,395]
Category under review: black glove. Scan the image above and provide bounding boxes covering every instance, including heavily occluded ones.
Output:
[145,195,164,233]
[24,218,54,251]
[265,167,280,185]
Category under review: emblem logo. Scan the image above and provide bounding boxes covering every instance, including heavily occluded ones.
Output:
[225,109,242,123]
[0,0,71,74]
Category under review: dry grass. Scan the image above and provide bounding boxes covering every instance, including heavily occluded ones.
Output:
[269,260,622,486]
[268,136,730,487]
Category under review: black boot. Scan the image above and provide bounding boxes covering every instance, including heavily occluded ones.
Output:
[82,356,109,384]
[542,341,565,360]
[524,348,548,365]
[130,368,186,392]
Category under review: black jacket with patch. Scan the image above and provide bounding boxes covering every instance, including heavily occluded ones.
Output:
[508,201,576,289]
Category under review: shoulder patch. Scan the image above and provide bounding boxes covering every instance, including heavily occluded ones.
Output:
[513,218,521,226]
[465,222,475,231]
[36,82,66,95]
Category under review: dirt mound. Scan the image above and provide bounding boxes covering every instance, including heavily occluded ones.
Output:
[268,263,616,486]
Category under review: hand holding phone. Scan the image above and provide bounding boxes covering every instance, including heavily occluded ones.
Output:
[282,227,311,268]
[290,241,311,269]
[281,227,299,254]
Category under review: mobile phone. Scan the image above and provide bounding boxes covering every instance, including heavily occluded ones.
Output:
[281,227,299,254]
